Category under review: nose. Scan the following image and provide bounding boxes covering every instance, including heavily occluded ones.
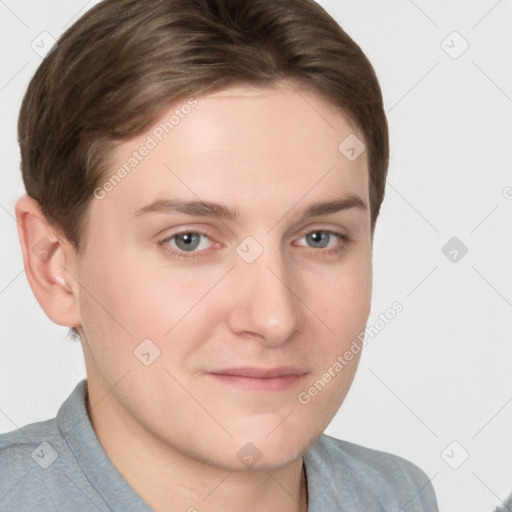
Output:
[226,244,303,346]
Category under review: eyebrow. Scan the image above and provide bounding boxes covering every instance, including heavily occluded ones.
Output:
[134,194,367,220]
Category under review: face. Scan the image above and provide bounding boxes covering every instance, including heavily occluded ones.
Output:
[74,81,372,471]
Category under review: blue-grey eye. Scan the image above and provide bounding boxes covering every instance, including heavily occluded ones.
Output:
[305,231,332,249]
[173,232,202,252]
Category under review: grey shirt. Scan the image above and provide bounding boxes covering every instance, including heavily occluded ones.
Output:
[0,379,438,511]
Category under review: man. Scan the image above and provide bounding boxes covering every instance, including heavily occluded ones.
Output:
[1,0,438,510]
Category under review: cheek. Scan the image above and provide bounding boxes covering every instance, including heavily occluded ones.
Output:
[309,252,372,344]
[79,250,189,338]
[78,248,227,369]
[295,263,371,434]
[122,263,230,340]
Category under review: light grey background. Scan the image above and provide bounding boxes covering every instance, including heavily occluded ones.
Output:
[1,1,511,510]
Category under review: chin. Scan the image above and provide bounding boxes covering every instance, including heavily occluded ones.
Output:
[227,426,316,471]
[171,423,317,473]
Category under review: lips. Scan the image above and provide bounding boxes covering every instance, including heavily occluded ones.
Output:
[208,366,307,378]
[205,366,308,392]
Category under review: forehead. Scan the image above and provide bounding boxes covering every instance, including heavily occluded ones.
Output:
[91,82,369,224]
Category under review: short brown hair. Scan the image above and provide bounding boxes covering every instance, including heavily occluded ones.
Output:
[18,0,388,253]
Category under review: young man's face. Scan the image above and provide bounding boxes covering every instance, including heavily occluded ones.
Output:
[73,81,372,470]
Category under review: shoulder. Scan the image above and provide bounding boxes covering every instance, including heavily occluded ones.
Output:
[305,433,438,511]
[0,416,63,468]
[0,416,107,511]
[313,433,431,483]
[0,418,64,510]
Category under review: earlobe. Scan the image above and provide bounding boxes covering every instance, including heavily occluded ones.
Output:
[14,194,82,328]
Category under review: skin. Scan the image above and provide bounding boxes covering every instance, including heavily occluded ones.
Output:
[16,80,373,512]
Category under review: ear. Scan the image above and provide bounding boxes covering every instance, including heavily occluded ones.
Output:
[15,194,82,328]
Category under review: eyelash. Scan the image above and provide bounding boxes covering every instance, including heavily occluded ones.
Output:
[158,228,352,260]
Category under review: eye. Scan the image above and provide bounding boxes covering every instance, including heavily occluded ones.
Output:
[296,229,350,254]
[159,230,215,258]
